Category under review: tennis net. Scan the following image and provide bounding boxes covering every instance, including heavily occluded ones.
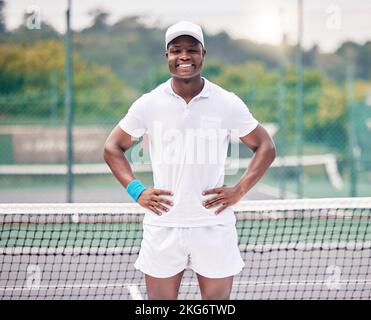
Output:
[0,198,370,300]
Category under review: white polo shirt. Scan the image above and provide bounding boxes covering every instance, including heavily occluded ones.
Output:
[119,78,258,227]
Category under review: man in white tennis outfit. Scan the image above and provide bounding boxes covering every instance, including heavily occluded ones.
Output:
[104,21,276,300]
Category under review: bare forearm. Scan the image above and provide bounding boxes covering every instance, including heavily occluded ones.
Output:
[234,143,276,197]
[104,146,136,188]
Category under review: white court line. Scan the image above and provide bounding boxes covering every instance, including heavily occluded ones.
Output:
[0,282,136,291]
[1,278,370,293]
[181,279,371,287]
[234,279,371,287]
[0,282,143,300]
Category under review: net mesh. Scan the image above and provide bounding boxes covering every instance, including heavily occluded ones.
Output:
[1,198,370,300]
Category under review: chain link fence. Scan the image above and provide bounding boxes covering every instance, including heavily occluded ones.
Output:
[1,3,370,202]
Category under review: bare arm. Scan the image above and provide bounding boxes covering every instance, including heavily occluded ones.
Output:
[234,124,276,196]
[103,125,173,215]
[103,125,137,188]
[203,124,276,213]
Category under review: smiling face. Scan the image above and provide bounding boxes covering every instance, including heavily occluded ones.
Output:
[166,35,206,80]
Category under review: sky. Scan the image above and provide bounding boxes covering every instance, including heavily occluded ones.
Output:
[4,0,371,52]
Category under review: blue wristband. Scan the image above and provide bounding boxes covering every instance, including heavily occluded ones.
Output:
[126,179,146,202]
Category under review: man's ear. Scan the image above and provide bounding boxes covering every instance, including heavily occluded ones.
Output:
[202,48,207,57]
[165,51,168,58]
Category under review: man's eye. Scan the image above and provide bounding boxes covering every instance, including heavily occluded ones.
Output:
[170,49,180,53]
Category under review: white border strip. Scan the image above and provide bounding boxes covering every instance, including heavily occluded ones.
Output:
[0,198,371,215]
[0,203,144,215]
[234,198,371,211]
[1,279,370,294]
[239,241,371,252]
[1,242,370,255]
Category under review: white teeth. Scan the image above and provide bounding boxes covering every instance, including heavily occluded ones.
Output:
[178,64,192,67]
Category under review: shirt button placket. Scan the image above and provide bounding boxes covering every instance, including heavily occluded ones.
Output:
[183,100,190,119]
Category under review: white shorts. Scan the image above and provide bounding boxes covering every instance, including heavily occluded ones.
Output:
[134,223,245,278]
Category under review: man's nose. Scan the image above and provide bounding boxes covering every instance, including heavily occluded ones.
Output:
[179,50,190,60]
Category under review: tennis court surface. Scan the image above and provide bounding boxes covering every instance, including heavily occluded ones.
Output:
[0,198,370,299]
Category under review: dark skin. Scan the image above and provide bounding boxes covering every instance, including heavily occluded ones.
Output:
[103,35,276,300]
[202,126,276,214]
[103,127,174,215]
[166,35,276,214]
[166,35,206,103]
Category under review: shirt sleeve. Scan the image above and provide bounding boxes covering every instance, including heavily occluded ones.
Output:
[119,98,147,138]
[229,93,259,137]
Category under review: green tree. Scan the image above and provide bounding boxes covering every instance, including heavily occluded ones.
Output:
[85,9,110,32]
[209,62,349,151]
[0,40,137,122]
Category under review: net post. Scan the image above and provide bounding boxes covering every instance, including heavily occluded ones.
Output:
[295,0,304,198]
[65,0,74,203]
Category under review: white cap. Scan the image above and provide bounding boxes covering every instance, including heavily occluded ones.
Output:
[165,21,204,49]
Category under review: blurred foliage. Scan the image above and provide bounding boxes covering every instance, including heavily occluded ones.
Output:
[0,12,370,150]
[0,13,284,89]
[0,40,136,123]
[1,13,371,87]
[0,4,370,198]
[208,63,349,149]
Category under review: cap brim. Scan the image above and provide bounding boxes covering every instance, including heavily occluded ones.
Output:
[166,31,204,49]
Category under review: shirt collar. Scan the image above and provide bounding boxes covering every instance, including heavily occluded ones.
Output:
[164,77,210,99]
